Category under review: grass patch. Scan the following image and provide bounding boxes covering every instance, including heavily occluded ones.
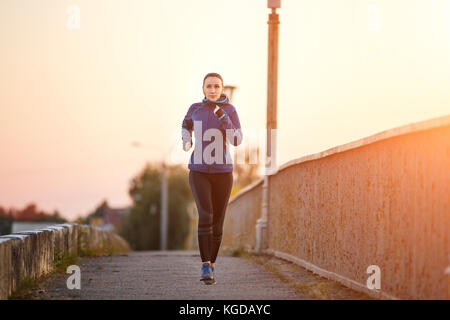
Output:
[251,255,338,300]
[8,276,38,299]
[8,273,55,300]
[77,233,118,260]
[290,281,336,300]
[251,255,290,283]
[8,249,79,299]
[229,246,251,258]
[261,262,290,283]
[54,248,80,273]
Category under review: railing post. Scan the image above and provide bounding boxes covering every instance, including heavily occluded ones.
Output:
[256,175,269,252]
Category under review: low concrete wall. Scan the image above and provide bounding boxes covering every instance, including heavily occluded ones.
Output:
[11,222,62,234]
[222,179,263,251]
[223,115,450,299]
[0,223,130,299]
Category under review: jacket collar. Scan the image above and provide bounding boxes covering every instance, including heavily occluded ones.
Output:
[202,94,229,107]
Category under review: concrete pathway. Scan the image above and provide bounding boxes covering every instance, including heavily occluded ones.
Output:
[33,251,371,300]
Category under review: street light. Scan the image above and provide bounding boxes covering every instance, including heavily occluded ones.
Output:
[131,140,176,251]
[256,0,281,253]
[223,85,237,103]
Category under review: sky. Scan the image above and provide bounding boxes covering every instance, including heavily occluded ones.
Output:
[1,0,449,221]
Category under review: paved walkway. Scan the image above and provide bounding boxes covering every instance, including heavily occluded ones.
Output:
[32,251,372,300]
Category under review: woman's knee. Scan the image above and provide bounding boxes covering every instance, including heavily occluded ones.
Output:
[198,215,213,236]
[212,233,222,243]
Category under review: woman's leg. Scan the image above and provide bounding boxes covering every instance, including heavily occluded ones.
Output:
[209,172,233,264]
[189,170,214,262]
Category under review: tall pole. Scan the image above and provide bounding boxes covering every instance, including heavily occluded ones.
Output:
[160,161,168,250]
[131,140,175,251]
[160,141,176,251]
[256,0,280,253]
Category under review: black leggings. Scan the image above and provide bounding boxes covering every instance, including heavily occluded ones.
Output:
[189,170,233,263]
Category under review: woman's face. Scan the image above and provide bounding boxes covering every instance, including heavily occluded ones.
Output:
[203,76,223,101]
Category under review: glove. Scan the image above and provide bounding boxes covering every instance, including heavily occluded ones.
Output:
[214,105,225,118]
[183,140,192,151]
[181,128,192,151]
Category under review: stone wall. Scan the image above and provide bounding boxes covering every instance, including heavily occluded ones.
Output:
[0,223,130,299]
[222,115,450,299]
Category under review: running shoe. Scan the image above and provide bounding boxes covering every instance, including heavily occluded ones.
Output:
[200,262,213,281]
[204,266,217,285]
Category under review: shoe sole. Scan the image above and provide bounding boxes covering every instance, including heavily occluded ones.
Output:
[200,276,213,281]
[203,279,217,285]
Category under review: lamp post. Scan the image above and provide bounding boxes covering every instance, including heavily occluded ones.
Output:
[224,85,237,103]
[256,0,280,253]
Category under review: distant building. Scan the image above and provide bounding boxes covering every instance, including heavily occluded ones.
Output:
[90,205,130,232]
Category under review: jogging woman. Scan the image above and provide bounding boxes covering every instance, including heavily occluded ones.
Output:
[181,73,243,285]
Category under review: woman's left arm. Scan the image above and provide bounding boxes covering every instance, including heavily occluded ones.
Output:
[215,106,243,146]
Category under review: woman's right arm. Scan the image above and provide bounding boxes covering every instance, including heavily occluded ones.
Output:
[181,104,195,151]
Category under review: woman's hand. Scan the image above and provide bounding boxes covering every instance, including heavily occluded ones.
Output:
[181,128,192,151]
[214,105,225,118]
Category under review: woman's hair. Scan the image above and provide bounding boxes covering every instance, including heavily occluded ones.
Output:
[203,73,223,87]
